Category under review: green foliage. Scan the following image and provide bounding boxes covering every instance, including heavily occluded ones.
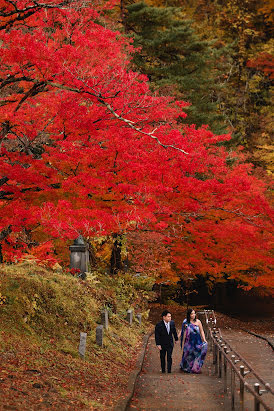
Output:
[125,1,229,133]
[168,0,273,154]
[124,0,273,172]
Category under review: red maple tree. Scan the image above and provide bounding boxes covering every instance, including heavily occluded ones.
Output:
[0,1,273,292]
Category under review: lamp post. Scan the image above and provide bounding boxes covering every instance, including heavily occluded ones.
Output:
[69,235,89,279]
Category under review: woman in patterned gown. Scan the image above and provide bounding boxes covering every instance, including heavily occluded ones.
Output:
[179,308,208,373]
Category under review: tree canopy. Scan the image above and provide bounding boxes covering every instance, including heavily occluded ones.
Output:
[0,0,273,293]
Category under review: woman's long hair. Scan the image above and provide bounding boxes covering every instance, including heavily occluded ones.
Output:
[186,308,196,324]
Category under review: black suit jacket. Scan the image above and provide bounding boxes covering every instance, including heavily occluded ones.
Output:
[155,320,178,348]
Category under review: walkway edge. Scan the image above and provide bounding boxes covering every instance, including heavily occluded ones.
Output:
[114,330,154,411]
[241,328,274,351]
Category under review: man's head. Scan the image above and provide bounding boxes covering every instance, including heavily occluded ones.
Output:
[162,309,172,323]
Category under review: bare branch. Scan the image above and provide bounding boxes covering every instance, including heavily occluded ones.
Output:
[0,0,77,30]
[45,81,189,155]
[213,206,265,227]
[15,81,47,111]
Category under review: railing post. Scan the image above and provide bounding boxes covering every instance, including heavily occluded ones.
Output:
[218,342,224,378]
[254,383,260,411]
[215,343,219,374]
[209,332,213,353]
[223,346,228,393]
[209,329,213,352]
[231,355,236,410]
[240,365,245,410]
[213,339,217,366]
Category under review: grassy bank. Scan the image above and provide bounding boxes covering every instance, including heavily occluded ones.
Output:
[0,263,154,410]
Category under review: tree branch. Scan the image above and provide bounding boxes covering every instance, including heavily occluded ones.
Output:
[45,81,189,155]
[213,206,265,227]
[0,0,76,30]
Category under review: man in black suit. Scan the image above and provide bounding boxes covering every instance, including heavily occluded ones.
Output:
[155,309,178,373]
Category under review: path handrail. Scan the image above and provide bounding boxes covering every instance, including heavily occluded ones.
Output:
[212,329,273,393]
[198,310,273,411]
[201,310,273,394]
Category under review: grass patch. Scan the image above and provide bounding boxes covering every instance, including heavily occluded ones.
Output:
[0,263,154,410]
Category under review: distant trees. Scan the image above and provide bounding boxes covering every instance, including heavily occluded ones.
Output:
[144,0,273,172]
[121,0,273,173]
[124,1,228,134]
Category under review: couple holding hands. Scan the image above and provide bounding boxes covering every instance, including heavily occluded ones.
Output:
[155,308,208,374]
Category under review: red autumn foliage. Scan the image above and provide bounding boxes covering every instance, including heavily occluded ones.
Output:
[247,52,274,79]
[0,1,273,291]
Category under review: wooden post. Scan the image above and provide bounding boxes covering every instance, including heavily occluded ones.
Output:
[212,328,217,355]
[215,344,219,374]
[254,383,260,411]
[231,355,236,410]
[213,340,217,365]
[223,346,229,393]
[218,342,223,378]
[239,365,245,410]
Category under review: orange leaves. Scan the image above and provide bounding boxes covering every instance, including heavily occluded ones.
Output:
[247,52,274,79]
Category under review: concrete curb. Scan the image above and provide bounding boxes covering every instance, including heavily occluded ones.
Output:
[241,328,274,351]
[114,330,154,411]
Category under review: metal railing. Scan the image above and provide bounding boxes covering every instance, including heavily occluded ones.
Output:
[198,310,273,411]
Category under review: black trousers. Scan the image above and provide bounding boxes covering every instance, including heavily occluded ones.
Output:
[160,345,173,372]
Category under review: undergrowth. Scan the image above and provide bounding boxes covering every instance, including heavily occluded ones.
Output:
[0,263,155,410]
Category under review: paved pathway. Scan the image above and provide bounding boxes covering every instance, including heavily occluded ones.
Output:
[127,324,274,410]
[127,334,231,410]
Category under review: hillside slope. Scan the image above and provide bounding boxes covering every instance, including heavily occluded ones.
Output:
[0,263,153,409]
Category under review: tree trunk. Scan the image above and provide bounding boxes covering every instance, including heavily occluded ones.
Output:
[0,225,12,263]
[110,233,123,275]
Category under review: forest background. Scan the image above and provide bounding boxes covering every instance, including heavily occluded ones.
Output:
[0,0,273,297]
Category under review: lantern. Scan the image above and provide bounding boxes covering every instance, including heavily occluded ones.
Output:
[69,235,89,279]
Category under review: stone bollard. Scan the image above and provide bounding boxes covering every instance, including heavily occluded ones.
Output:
[96,325,104,347]
[101,309,109,330]
[136,314,142,325]
[127,309,133,325]
[79,332,87,359]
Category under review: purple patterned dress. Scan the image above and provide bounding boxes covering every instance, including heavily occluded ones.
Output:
[180,319,207,373]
